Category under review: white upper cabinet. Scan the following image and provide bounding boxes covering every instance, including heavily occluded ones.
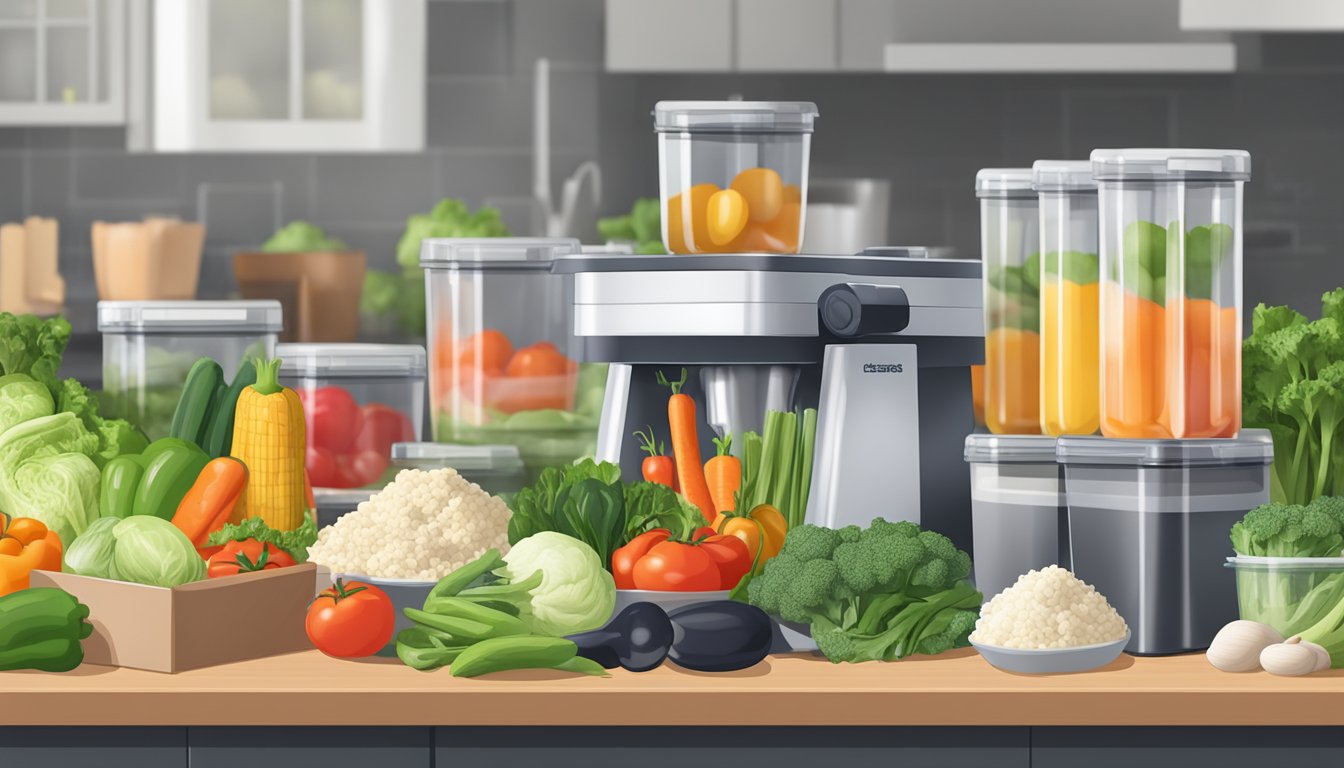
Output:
[143,0,424,152]
[0,0,126,125]
[606,0,733,72]
[1181,0,1344,31]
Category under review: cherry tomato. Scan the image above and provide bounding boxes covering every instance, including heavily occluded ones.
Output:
[353,404,416,458]
[298,386,361,453]
[457,329,514,372]
[612,529,671,590]
[307,579,395,659]
[632,540,722,592]
[505,342,575,378]
[305,445,340,488]
[349,449,390,486]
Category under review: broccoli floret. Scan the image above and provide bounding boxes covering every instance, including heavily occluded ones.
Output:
[747,518,982,663]
[1231,501,1344,558]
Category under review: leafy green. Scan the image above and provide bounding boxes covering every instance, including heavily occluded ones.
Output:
[597,197,665,254]
[56,378,148,468]
[0,412,101,546]
[1243,289,1344,504]
[260,221,347,253]
[111,515,205,587]
[747,518,981,663]
[63,517,120,579]
[207,514,319,563]
[1042,250,1100,286]
[986,263,1041,332]
[0,373,55,434]
[0,313,70,398]
[396,199,510,270]
[623,481,703,541]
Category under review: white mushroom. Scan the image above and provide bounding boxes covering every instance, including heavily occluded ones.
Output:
[1206,620,1284,672]
[1260,636,1332,677]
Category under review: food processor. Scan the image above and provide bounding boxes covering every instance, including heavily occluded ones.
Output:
[552,247,985,552]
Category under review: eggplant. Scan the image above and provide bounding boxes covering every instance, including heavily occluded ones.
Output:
[566,602,673,672]
[667,600,773,672]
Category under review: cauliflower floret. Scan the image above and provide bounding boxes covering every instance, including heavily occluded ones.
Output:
[970,565,1128,649]
[306,468,511,580]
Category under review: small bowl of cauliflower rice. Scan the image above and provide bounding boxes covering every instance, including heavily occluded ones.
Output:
[970,565,1130,674]
[306,467,514,652]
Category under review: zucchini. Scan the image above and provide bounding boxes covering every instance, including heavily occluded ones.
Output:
[170,357,224,447]
[201,358,258,459]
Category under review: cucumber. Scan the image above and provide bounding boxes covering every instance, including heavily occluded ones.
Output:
[201,358,259,458]
[170,357,224,447]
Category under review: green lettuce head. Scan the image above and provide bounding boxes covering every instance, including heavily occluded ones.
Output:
[112,516,205,587]
[63,517,120,579]
[501,531,616,636]
[0,372,56,433]
[0,412,100,546]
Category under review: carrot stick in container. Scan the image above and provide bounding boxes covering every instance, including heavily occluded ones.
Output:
[658,368,716,522]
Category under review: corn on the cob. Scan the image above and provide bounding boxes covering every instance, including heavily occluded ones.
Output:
[229,358,307,531]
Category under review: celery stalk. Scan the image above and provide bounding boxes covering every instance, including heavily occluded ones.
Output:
[797,408,818,521]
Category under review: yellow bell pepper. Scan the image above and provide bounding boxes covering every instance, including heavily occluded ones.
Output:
[0,514,63,596]
[230,358,307,532]
[711,503,788,572]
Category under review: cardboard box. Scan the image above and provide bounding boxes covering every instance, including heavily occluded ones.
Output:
[30,564,317,673]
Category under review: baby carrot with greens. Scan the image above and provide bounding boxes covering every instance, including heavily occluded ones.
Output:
[657,369,716,522]
[704,434,741,513]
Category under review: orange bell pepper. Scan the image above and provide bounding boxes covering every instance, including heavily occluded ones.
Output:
[0,513,63,596]
[711,503,788,573]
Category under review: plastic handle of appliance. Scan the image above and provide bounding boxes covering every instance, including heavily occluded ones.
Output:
[818,282,910,338]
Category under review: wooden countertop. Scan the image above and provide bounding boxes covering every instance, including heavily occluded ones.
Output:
[4,649,1344,727]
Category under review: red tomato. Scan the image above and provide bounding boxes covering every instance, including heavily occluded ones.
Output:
[354,404,415,458]
[305,445,340,488]
[330,454,364,489]
[207,539,296,578]
[489,375,573,414]
[457,329,514,372]
[307,579,395,659]
[612,529,671,589]
[701,533,752,591]
[349,449,390,486]
[298,386,361,453]
[632,540,722,592]
[505,342,576,378]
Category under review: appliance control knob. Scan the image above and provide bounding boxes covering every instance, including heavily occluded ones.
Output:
[818,283,910,338]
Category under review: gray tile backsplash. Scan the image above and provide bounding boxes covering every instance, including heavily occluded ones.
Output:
[2,2,1343,336]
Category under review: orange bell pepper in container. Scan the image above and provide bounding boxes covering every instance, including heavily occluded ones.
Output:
[0,513,63,596]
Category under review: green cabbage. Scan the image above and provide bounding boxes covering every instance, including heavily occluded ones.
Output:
[63,517,120,579]
[501,531,615,636]
[0,373,55,433]
[0,412,101,546]
[111,516,205,587]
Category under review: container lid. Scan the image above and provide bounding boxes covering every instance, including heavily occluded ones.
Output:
[312,487,377,510]
[1226,555,1344,570]
[277,343,426,378]
[1032,160,1097,193]
[1090,148,1251,182]
[857,246,931,259]
[420,238,580,269]
[965,434,1059,464]
[653,101,819,134]
[97,300,283,333]
[975,168,1035,199]
[390,442,525,474]
[1056,429,1272,468]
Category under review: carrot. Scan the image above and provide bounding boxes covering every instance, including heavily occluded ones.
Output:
[171,457,249,546]
[657,368,716,522]
[704,434,741,513]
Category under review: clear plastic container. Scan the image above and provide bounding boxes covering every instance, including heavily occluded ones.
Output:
[1092,149,1250,439]
[1058,430,1272,654]
[420,238,607,481]
[391,442,526,501]
[965,434,1068,602]
[98,300,281,439]
[1033,160,1100,436]
[277,343,426,490]
[654,101,818,254]
[1226,556,1344,639]
[977,168,1041,435]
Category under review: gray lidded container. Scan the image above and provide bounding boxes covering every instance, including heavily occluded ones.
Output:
[965,434,1068,602]
[1057,430,1272,656]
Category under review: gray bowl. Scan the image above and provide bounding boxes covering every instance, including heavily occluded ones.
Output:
[971,631,1130,674]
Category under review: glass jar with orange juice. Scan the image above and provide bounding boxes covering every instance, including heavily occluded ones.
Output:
[1033,160,1100,436]
[654,101,818,254]
[1092,149,1250,439]
[977,168,1041,435]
